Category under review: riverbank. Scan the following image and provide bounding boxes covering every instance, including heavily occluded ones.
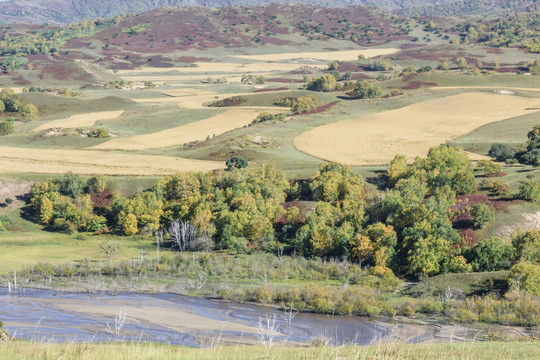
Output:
[1,287,536,348]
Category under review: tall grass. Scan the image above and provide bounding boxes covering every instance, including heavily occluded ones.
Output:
[0,341,538,360]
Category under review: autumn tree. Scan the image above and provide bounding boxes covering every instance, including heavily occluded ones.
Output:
[348,80,382,99]
[306,75,337,92]
[20,103,39,120]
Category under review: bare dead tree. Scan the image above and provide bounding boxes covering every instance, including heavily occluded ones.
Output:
[169,219,197,251]
[280,303,298,326]
[155,229,164,263]
[105,308,127,338]
[277,246,284,262]
[256,314,280,348]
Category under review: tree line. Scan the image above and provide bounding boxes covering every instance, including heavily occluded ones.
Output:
[25,144,539,284]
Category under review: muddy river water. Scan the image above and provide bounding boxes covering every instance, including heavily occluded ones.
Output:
[0,287,477,346]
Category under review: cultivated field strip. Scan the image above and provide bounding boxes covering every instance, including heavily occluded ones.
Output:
[157,88,217,97]
[89,108,280,151]
[0,146,222,175]
[430,86,540,92]
[294,92,540,166]
[32,110,125,132]
[116,62,326,75]
[230,48,400,61]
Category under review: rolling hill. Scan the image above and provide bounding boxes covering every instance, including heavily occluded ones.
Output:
[0,0,538,24]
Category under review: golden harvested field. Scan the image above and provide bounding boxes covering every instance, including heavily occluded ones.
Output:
[294,92,540,166]
[231,48,400,62]
[119,74,260,82]
[430,86,540,92]
[32,110,124,132]
[156,88,217,97]
[0,146,222,175]
[90,108,281,151]
[175,91,289,109]
[117,62,325,75]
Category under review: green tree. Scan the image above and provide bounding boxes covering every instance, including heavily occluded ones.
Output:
[226,156,248,170]
[508,262,540,295]
[86,175,107,194]
[468,237,514,271]
[519,179,540,202]
[511,230,540,264]
[306,75,337,92]
[0,89,23,112]
[349,80,382,99]
[20,103,39,120]
[0,120,14,135]
[387,154,408,187]
[456,57,468,70]
[87,215,107,232]
[61,171,85,198]
[412,145,475,195]
[327,60,339,70]
[471,203,494,229]
[528,59,540,74]
[407,233,449,277]
[476,160,501,175]
[0,99,4,113]
[488,143,514,162]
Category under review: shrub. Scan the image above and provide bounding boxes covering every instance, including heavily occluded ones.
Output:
[476,160,501,175]
[208,96,244,107]
[488,143,514,162]
[87,128,109,138]
[250,112,285,125]
[20,103,39,120]
[226,156,248,170]
[471,203,494,229]
[508,262,540,295]
[0,120,14,135]
[468,237,514,271]
[519,179,540,201]
[306,75,336,92]
[348,80,382,99]
[276,95,320,114]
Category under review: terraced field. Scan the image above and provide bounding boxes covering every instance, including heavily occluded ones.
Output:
[32,110,124,132]
[0,146,222,175]
[89,108,274,151]
[294,92,540,165]
[230,48,400,61]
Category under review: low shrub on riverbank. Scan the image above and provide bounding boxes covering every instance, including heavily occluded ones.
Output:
[6,252,540,327]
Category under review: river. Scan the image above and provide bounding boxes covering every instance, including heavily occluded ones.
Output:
[0,287,475,346]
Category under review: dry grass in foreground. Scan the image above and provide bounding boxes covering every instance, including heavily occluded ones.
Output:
[294,92,540,166]
[0,340,538,360]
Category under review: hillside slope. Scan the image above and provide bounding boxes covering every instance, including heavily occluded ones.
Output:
[0,0,537,24]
